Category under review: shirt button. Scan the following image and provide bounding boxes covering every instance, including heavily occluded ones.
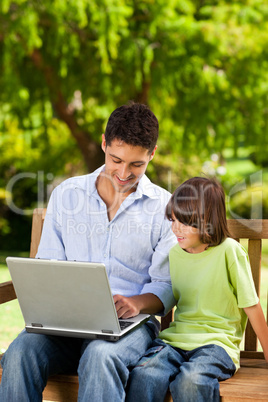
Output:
[104,253,107,258]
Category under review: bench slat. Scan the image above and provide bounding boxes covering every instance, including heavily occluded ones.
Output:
[0,281,16,304]
[227,220,268,240]
[42,374,79,402]
[220,366,268,400]
[245,239,262,352]
[29,208,46,258]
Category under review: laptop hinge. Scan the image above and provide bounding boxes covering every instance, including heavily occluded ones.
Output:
[101,329,113,334]
[31,323,43,327]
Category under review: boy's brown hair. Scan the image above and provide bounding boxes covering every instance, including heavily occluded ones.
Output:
[166,177,230,247]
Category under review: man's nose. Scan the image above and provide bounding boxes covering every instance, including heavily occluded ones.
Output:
[118,164,130,178]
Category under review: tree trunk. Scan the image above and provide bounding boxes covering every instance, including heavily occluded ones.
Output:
[30,49,104,172]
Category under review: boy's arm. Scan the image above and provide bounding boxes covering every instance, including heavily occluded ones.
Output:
[244,302,268,361]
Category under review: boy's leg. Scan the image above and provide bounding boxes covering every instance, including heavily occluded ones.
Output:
[126,339,184,402]
[0,329,83,402]
[170,344,236,402]
[77,323,155,402]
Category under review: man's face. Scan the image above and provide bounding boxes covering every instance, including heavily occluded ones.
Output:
[101,135,157,195]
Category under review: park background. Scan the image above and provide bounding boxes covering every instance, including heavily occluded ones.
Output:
[0,0,268,352]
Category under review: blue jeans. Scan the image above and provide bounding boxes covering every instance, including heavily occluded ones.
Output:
[0,324,155,402]
[126,339,236,402]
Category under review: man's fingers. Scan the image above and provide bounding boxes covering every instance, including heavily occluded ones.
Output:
[113,295,136,318]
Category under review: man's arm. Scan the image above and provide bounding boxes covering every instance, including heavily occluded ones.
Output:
[244,302,268,361]
[113,293,164,319]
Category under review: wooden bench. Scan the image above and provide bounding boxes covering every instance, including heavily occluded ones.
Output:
[1,208,268,401]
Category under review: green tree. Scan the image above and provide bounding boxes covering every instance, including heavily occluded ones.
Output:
[1,0,268,250]
[1,0,268,175]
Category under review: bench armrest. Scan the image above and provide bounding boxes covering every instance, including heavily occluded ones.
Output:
[0,281,16,304]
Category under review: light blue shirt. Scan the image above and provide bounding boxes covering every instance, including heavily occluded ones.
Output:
[36,166,177,315]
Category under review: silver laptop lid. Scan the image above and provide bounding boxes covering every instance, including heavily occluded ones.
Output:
[6,257,150,340]
[7,257,123,335]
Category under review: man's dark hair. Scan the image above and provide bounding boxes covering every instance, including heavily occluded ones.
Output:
[104,101,159,153]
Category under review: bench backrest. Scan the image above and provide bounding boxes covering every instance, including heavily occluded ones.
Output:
[8,209,268,359]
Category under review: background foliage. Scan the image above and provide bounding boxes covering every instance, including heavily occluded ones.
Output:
[1,0,268,250]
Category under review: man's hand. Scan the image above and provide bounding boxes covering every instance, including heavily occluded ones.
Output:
[113,293,164,319]
[113,295,140,319]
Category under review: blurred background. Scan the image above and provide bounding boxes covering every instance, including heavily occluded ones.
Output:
[1,0,268,350]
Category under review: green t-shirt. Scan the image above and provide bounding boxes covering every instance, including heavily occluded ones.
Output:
[159,237,259,368]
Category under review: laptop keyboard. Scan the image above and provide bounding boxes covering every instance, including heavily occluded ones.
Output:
[119,320,133,330]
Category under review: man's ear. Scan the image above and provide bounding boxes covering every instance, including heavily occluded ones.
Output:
[149,145,158,161]
[101,134,106,152]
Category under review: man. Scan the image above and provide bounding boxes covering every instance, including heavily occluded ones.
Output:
[0,102,176,401]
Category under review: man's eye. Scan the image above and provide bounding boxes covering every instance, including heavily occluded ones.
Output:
[112,160,121,164]
[133,164,143,168]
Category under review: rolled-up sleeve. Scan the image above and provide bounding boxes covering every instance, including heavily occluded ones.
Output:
[141,216,177,315]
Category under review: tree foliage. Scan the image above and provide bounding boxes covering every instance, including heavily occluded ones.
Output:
[1,0,268,249]
[1,0,268,171]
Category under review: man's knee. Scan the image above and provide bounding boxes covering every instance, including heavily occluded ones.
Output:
[2,336,32,367]
[80,340,120,371]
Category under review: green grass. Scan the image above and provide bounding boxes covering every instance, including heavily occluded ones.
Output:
[223,147,268,183]
[0,251,28,353]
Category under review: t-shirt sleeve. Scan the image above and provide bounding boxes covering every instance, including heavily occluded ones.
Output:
[227,246,259,309]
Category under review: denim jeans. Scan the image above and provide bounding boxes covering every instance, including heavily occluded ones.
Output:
[126,339,236,402]
[0,324,155,402]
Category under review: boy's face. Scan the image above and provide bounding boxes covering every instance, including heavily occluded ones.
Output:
[171,216,208,254]
[101,135,157,195]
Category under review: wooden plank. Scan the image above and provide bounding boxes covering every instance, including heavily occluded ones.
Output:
[227,220,268,240]
[43,374,78,402]
[240,357,267,368]
[0,209,46,306]
[240,352,265,361]
[29,208,46,258]
[248,239,262,295]
[161,309,174,331]
[219,367,268,399]
[221,396,268,402]
[245,239,262,351]
[221,395,268,402]
[0,281,16,304]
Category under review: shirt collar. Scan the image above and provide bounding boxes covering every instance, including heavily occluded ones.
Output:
[83,165,159,200]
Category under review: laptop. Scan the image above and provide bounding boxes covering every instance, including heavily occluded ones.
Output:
[6,257,150,341]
